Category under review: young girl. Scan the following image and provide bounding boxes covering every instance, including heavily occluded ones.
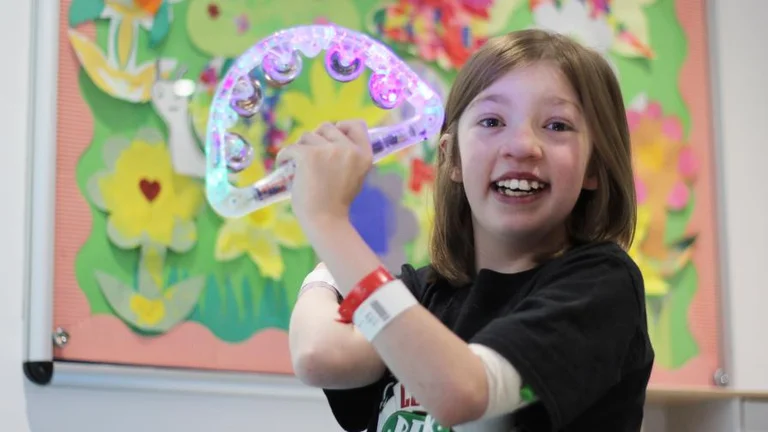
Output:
[280,29,654,431]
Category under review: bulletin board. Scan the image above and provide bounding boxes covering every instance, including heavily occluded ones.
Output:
[51,0,722,387]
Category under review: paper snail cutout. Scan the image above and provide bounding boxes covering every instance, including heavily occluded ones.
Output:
[204,25,445,218]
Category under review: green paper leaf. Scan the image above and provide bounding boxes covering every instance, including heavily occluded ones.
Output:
[95,270,205,334]
[188,272,267,342]
[94,270,139,326]
[69,0,105,28]
[614,0,691,135]
[85,172,107,210]
[77,70,154,131]
[149,1,171,48]
[665,188,696,245]
[651,262,700,369]
[160,275,206,328]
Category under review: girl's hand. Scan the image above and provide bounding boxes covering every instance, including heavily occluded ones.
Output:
[276,120,373,231]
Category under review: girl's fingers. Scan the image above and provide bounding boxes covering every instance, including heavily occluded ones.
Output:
[276,131,327,166]
[336,120,371,152]
[297,131,327,146]
[315,122,348,143]
[275,144,302,168]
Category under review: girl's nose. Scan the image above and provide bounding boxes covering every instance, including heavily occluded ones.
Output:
[501,124,543,160]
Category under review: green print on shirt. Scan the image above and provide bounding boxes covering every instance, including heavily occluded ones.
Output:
[377,381,536,431]
[520,384,537,403]
[380,411,452,432]
[378,381,453,432]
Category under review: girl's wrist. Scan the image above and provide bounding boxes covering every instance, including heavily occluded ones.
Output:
[302,211,352,241]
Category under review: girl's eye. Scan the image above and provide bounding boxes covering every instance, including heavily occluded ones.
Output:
[545,121,573,132]
[479,118,503,128]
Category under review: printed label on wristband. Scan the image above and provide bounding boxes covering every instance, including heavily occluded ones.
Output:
[353,280,417,341]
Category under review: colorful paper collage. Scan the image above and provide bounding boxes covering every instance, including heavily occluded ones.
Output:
[52,0,721,386]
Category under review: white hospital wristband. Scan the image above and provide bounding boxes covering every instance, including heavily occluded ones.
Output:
[352,279,418,341]
[298,267,342,302]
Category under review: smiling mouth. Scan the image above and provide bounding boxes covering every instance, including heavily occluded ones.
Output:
[492,178,549,197]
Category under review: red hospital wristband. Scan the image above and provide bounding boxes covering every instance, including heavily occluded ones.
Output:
[337,266,395,324]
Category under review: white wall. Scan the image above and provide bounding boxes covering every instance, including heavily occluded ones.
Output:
[0,0,34,429]
[1,0,767,431]
[708,0,768,392]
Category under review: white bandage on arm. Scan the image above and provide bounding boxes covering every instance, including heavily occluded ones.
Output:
[297,266,342,302]
[469,343,526,419]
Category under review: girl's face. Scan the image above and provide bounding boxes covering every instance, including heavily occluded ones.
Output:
[454,62,597,249]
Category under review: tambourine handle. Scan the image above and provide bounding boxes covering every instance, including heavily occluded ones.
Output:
[221,114,439,216]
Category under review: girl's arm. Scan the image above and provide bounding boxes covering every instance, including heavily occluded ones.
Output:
[299,216,490,428]
[289,264,386,389]
[280,121,490,427]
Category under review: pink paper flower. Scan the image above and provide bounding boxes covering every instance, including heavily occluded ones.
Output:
[667,181,691,211]
[677,147,698,181]
[645,101,663,119]
[627,96,697,263]
[635,176,648,204]
[662,117,683,142]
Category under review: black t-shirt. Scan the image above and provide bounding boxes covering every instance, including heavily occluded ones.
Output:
[323,241,654,431]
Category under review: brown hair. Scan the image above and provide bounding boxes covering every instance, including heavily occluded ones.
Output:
[429,29,637,286]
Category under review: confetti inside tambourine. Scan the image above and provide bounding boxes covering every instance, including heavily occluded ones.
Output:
[204,25,445,218]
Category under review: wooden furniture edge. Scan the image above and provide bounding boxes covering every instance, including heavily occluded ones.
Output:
[647,386,768,405]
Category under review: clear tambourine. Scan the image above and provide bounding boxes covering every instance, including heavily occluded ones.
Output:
[204,24,445,218]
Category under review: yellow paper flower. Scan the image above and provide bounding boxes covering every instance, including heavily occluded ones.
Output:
[629,205,669,296]
[68,0,181,102]
[129,294,166,326]
[276,59,390,145]
[214,153,307,279]
[88,129,204,251]
[105,0,156,68]
[628,97,696,271]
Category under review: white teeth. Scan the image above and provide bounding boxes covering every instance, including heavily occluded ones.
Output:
[494,178,547,192]
[500,188,534,197]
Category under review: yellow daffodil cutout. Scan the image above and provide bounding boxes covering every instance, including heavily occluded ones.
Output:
[276,59,391,145]
[68,0,183,102]
[88,128,204,251]
[629,204,669,296]
[214,151,308,280]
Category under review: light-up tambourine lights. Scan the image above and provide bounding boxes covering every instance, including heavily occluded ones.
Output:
[204,25,445,218]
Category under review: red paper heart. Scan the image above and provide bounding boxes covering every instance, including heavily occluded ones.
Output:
[139,179,161,202]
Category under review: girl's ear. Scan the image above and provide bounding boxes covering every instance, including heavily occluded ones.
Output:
[438,133,451,154]
[439,134,462,183]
